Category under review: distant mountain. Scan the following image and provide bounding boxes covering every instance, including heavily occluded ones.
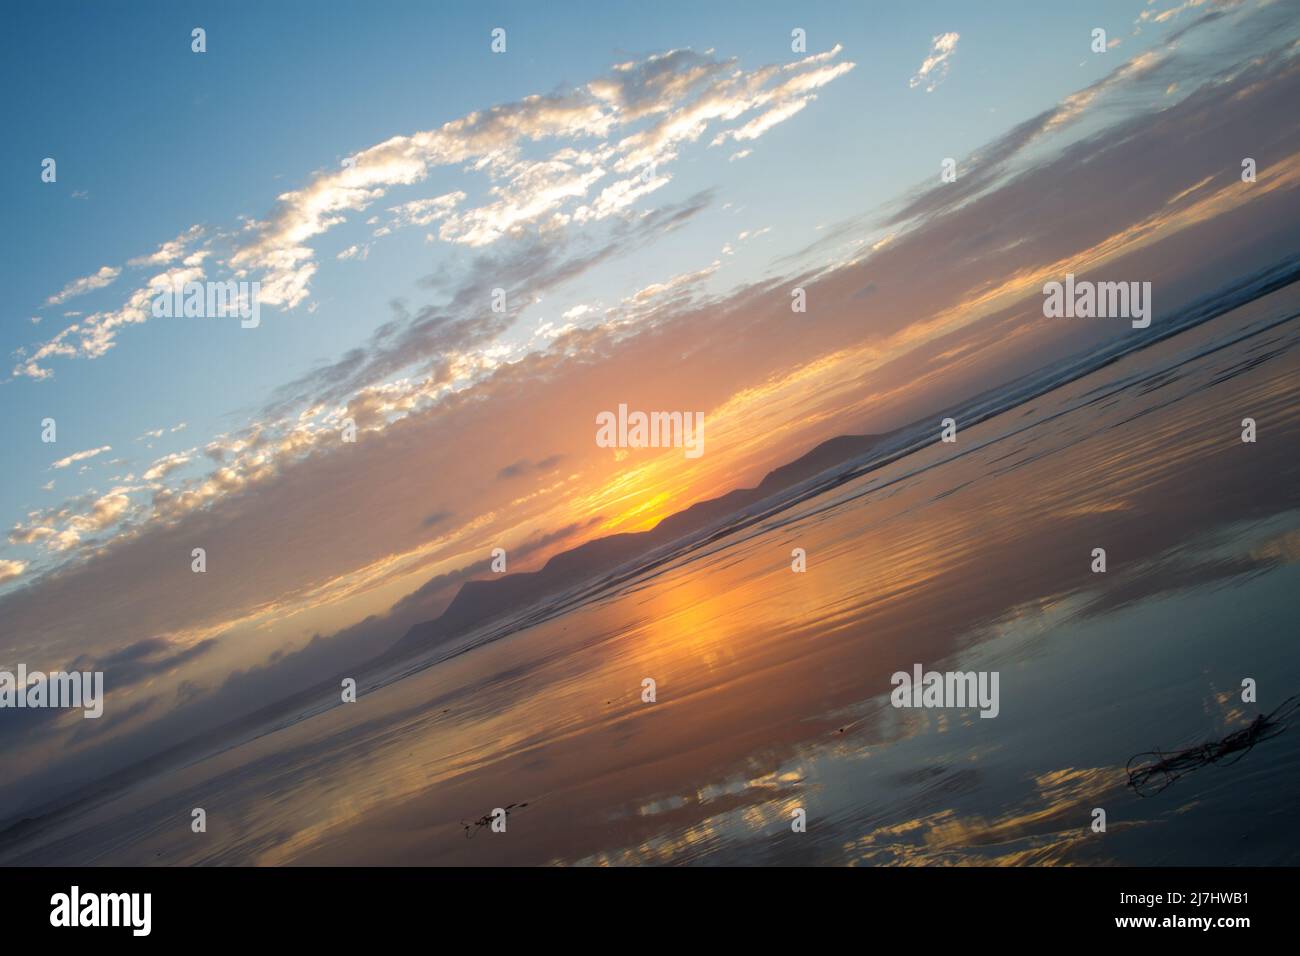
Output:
[387,431,891,660]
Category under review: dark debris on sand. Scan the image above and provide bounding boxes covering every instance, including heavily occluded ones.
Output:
[1126,695,1299,797]
[461,801,530,838]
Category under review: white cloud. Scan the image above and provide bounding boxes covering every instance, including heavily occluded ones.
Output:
[15,45,854,378]
[50,445,111,470]
[231,45,854,294]
[1138,0,1212,27]
[143,451,194,482]
[67,488,135,534]
[909,32,960,92]
[16,262,205,379]
[45,266,121,307]
[127,225,205,267]
[374,192,465,237]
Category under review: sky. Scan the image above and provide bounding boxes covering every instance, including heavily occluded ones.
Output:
[2,0,1300,812]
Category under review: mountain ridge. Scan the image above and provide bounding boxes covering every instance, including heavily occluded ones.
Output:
[387,430,892,658]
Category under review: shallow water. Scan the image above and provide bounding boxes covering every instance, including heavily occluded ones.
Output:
[6,283,1300,866]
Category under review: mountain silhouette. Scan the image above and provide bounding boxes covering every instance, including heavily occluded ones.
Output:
[387,431,891,660]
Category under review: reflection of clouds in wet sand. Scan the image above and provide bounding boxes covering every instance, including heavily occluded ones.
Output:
[843,767,1132,867]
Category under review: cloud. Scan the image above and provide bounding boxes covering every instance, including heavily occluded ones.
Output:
[496,460,531,480]
[0,560,26,584]
[68,636,219,692]
[262,189,714,418]
[15,261,207,379]
[142,451,193,482]
[45,266,120,307]
[374,192,466,238]
[1137,0,1217,28]
[136,422,186,443]
[275,51,843,278]
[909,32,960,92]
[127,226,205,267]
[224,78,632,304]
[67,488,135,533]
[50,445,111,470]
[1044,50,1167,136]
[14,47,852,382]
[420,510,453,528]
[497,455,565,480]
[8,481,146,555]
